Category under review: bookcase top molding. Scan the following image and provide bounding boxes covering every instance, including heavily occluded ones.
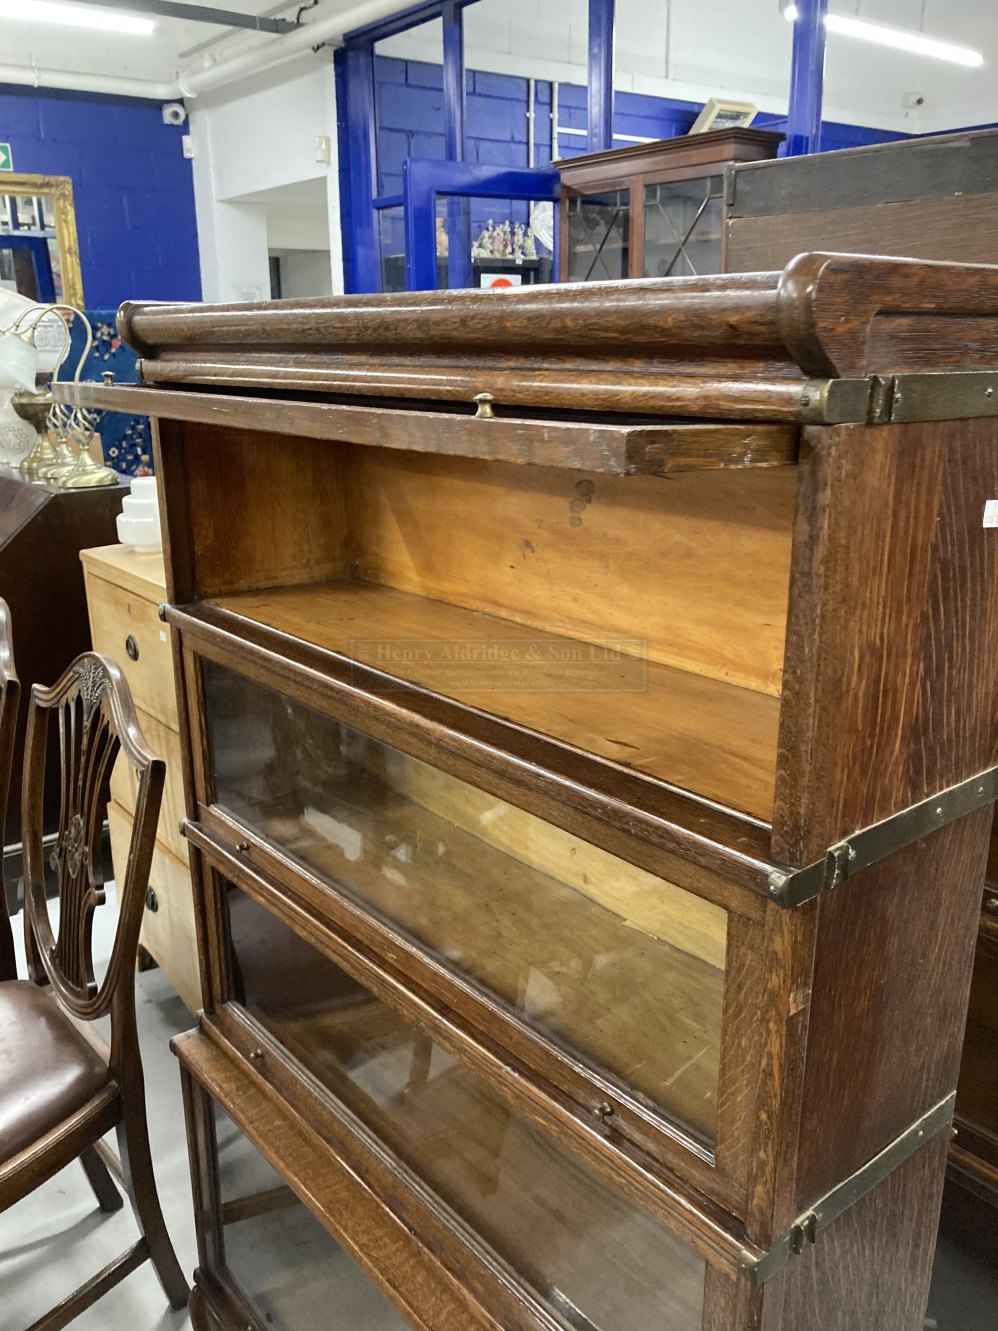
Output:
[85,252,998,427]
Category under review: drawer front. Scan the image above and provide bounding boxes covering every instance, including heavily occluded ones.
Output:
[199,657,731,1160]
[108,801,200,1011]
[218,882,708,1331]
[110,705,186,861]
[86,571,178,730]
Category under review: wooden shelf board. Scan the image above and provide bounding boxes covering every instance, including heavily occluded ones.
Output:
[209,579,780,823]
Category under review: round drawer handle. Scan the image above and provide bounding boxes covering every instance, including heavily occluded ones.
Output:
[125,634,139,662]
[145,886,158,913]
[984,896,998,916]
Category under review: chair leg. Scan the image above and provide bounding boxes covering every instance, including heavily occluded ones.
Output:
[79,1145,124,1213]
[115,1106,189,1309]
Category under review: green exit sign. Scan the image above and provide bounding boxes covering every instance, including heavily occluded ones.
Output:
[0,144,11,171]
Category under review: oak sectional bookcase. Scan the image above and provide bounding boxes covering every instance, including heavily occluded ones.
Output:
[59,253,998,1331]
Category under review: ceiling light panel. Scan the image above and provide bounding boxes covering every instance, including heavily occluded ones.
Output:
[781,4,984,67]
[0,1,156,36]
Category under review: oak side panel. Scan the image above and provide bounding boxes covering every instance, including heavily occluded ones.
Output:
[794,813,989,1205]
[760,1133,949,1331]
[156,419,354,600]
[775,418,998,864]
[773,417,998,1208]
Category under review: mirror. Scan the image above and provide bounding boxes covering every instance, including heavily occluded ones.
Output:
[0,173,84,308]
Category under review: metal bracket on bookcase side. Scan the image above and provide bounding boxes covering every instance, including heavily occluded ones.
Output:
[767,765,998,909]
[741,1092,956,1286]
[800,371,998,425]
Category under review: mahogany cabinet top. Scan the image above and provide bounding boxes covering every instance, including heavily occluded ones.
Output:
[91,253,998,424]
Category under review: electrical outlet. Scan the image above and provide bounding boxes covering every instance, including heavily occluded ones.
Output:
[182,135,194,159]
[315,135,331,166]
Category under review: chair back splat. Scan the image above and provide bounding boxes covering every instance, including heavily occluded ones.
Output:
[21,653,164,1052]
[0,598,20,983]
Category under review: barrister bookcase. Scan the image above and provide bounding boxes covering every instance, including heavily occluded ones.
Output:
[58,253,998,1331]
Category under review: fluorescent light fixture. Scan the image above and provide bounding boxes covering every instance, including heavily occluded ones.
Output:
[781,5,983,67]
[826,15,983,66]
[0,0,156,35]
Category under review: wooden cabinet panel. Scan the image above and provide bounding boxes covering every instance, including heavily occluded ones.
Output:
[108,801,200,1012]
[85,570,177,730]
[83,544,197,1012]
[110,704,186,861]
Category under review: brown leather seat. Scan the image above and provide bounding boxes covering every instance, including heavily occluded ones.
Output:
[0,980,112,1162]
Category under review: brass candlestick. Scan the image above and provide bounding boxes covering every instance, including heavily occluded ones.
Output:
[37,401,79,482]
[12,377,58,482]
[60,407,118,489]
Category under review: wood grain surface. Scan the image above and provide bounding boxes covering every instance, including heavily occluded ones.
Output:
[211,579,781,821]
[350,450,796,697]
[775,418,998,862]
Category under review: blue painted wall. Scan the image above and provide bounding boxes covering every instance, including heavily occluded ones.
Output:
[0,84,200,308]
[364,54,911,285]
[372,53,909,188]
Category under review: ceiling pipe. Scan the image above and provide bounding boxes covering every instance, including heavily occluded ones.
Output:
[179,0,409,98]
[0,62,180,99]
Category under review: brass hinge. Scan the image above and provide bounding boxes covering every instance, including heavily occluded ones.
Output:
[740,1093,956,1285]
[768,765,998,909]
[799,371,998,426]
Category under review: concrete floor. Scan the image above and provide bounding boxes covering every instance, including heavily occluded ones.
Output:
[1,894,995,1331]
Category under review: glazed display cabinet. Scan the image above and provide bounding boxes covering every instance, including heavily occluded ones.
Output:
[60,253,998,1331]
[558,127,782,282]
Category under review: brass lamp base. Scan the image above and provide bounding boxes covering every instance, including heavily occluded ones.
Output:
[60,463,119,489]
[11,383,58,481]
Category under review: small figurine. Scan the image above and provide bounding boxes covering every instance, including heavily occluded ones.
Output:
[435,216,449,258]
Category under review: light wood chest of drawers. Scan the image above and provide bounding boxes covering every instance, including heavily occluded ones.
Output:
[81,543,199,1011]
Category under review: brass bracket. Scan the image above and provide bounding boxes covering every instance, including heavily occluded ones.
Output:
[800,371,998,425]
[768,765,998,908]
[741,1092,956,1285]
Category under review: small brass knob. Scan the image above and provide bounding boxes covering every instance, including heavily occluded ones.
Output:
[125,634,139,661]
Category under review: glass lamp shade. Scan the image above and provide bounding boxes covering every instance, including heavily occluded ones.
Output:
[33,311,69,375]
[0,332,40,392]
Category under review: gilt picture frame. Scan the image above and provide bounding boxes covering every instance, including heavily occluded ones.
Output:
[0,173,84,308]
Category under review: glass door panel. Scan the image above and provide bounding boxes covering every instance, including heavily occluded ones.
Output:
[225,886,708,1331]
[215,1102,411,1330]
[643,175,724,278]
[565,188,630,281]
[204,659,727,1144]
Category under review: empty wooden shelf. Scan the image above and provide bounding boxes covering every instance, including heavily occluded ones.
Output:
[61,250,998,1331]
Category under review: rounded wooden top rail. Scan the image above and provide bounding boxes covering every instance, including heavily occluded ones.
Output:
[112,252,998,417]
[121,270,786,361]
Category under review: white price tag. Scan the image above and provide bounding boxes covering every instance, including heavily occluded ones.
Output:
[984,500,998,528]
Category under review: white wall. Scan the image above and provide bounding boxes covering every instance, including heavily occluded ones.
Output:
[278,251,335,298]
[187,54,343,304]
[378,0,998,135]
